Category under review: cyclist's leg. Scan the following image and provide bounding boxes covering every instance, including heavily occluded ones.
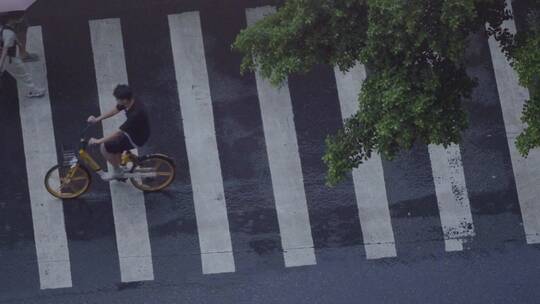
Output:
[100,133,133,180]
[100,143,122,166]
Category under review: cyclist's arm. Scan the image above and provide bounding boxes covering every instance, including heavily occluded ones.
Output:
[92,107,120,122]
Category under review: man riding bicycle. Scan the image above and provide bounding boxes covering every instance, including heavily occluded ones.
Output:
[87,84,150,181]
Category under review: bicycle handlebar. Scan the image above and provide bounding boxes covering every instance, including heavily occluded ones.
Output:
[79,123,95,150]
[81,123,92,137]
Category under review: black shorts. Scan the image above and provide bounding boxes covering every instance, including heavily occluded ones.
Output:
[104,133,134,154]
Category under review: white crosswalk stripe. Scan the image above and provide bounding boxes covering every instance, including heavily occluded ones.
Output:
[4,6,540,290]
[246,6,317,268]
[487,0,540,244]
[168,12,236,274]
[333,64,397,259]
[18,26,73,289]
[89,18,155,282]
[428,144,474,251]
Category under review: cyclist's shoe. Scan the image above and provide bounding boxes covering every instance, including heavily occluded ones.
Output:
[27,88,46,98]
[101,172,120,181]
[101,167,125,181]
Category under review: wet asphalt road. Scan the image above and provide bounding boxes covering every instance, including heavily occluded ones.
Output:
[5,245,540,304]
[1,0,540,303]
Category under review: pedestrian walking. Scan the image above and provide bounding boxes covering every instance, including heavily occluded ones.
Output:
[0,12,44,98]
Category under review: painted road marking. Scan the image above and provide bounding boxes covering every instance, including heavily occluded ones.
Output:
[487,1,540,244]
[17,26,72,289]
[428,144,475,251]
[89,18,154,282]
[333,64,397,259]
[168,12,235,274]
[246,6,317,268]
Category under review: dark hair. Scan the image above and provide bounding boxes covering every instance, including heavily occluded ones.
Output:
[113,84,133,100]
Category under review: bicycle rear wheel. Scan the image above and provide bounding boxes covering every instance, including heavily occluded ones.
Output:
[44,164,91,199]
[130,154,175,192]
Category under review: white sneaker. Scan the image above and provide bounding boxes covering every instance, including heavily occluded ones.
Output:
[101,167,125,181]
[27,88,46,98]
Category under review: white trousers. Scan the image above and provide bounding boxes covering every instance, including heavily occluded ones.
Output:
[3,56,37,91]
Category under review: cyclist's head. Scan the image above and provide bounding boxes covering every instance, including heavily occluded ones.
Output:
[113,84,133,106]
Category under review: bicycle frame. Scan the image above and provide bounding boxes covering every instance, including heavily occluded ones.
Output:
[73,125,147,178]
[78,150,102,172]
[69,124,102,173]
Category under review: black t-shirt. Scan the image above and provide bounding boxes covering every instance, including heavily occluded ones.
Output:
[116,101,150,146]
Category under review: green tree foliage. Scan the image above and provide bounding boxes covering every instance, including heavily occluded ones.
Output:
[514,4,540,156]
[234,0,369,85]
[233,0,514,186]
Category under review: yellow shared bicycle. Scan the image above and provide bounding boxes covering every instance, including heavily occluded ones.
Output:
[44,124,176,199]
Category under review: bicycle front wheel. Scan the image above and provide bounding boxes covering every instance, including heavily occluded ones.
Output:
[130,155,175,192]
[44,164,91,199]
